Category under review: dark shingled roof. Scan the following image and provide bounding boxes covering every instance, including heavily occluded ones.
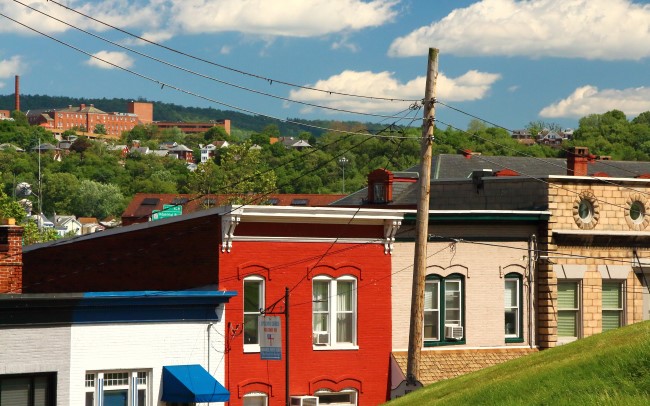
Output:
[331,154,650,207]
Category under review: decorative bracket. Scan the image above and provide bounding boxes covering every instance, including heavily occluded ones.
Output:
[384,219,401,255]
[221,213,241,253]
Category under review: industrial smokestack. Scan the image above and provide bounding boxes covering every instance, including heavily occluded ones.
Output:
[14,75,20,112]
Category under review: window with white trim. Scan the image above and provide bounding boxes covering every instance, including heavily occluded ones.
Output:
[243,391,268,406]
[558,281,581,340]
[424,274,464,345]
[312,276,357,348]
[505,274,523,341]
[602,281,624,332]
[315,389,358,405]
[244,276,265,351]
[84,371,148,406]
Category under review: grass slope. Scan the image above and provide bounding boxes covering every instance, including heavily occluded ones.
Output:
[387,321,650,405]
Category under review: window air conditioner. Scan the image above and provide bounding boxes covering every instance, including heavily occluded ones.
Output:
[313,332,329,345]
[291,396,319,406]
[445,325,463,340]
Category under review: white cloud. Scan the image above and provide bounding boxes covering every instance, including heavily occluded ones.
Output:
[220,45,232,55]
[170,0,398,37]
[288,69,501,114]
[389,0,650,60]
[0,56,25,78]
[539,85,650,118]
[85,51,134,69]
[0,1,164,35]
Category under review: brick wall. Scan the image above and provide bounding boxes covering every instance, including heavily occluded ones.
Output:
[391,240,532,350]
[0,224,24,293]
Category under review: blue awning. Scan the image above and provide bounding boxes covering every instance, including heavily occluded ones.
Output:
[162,365,230,403]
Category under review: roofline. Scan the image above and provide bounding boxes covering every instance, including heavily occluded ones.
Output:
[0,290,237,301]
[25,205,407,252]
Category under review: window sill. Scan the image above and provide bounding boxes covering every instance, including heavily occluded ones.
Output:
[244,344,261,353]
[312,344,359,351]
[424,340,466,347]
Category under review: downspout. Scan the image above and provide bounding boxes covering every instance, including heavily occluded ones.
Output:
[528,235,537,349]
[207,322,213,406]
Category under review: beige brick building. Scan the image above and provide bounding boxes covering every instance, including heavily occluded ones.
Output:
[334,147,650,391]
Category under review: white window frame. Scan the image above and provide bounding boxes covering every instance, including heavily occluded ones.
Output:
[424,279,440,341]
[423,275,464,344]
[312,275,357,350]
[557,280,581,343]
[243,275,265,353]
[504,276,521,339]
[602,280,625,332]
[84,370,149,406]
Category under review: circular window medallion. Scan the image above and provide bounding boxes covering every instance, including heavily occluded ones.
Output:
[625,194,650,230]
[573,191,599,229]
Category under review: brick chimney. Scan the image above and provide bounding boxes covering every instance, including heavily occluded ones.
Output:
[0,222,24,293]
[14,75,20,112]
[367,169,393,204]
[567,146,591,176]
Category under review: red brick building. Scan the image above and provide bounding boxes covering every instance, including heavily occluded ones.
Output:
[27,102,149,138]
[20,205,405,405]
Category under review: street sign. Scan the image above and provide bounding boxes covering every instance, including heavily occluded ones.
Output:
[259,316,282,361]
[150,204,183,221]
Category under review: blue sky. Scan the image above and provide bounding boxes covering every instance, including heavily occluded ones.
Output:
[1,0,650,133]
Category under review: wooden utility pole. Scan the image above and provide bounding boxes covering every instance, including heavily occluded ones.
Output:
[406,48,438,385]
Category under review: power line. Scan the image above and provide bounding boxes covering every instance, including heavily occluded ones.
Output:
[44,0,420,103]
[435,118,649,212]
[0,12,417,141]
[435,98,650,179]
[12,0,418,121]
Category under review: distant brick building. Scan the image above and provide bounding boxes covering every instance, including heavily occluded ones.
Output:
[27,102,149,138]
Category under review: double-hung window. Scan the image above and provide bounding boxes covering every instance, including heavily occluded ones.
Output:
[424,274,464,345]
[312,276,357,348]
[602,281,624,332]
[557,281,580,341]
[244,276,265,351]
[505,274,523,341]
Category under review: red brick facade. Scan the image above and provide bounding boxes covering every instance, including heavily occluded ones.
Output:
[221,238,392,405]
[0,224,24,294]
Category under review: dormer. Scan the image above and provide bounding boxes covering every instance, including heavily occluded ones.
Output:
[367,169,393,204]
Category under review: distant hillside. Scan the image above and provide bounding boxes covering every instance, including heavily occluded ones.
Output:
[0,94,389,137]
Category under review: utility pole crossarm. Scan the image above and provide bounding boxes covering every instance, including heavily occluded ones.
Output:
[406,47,438,386]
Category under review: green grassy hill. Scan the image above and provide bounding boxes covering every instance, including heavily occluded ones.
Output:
[387,321,650,405]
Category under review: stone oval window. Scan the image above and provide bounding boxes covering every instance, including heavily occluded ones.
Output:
[625,195,650,231]
[573,191,599,230]
[630,201,645,224]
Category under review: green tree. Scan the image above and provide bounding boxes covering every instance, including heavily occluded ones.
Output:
[42,172,80,215]
[10,110,29,126]
[70,179,126,219]
[93,123,107,135]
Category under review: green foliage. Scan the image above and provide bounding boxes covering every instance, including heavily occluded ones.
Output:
[387,321,650,406]
[0,188,26,222]
[10,110,29,126]
[93,123,107,135]
[22,219,60,246]
[70,179,126,219]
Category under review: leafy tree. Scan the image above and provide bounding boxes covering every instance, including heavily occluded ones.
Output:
[42,172,80,215]
[10,110,29,126]
[93,123,107,135]
[0,188,26,222]
[22,219,59,246]
[70,179,126,219]
[187,160,220,195]
[69,136,93,157]
[210,141,276,203]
